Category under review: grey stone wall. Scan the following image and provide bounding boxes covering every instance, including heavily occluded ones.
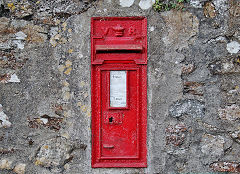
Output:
[0,0,240,173]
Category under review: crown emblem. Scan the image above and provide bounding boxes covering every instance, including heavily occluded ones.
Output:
[112,24,125,37]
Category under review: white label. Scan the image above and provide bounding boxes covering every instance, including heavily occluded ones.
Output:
[110,71,127,107]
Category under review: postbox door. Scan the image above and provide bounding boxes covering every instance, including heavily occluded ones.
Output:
[100,67,139,159]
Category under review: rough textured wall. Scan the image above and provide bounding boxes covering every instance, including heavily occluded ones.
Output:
[0,0,240,173]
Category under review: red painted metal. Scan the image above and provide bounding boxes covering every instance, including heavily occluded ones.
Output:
[91,17,147,168]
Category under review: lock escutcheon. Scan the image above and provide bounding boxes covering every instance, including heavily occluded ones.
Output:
[104,112,123,124]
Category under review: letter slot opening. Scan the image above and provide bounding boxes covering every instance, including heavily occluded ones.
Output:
[96,45,143,54]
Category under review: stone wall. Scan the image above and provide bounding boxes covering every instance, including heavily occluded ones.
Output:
[0,0,240,173]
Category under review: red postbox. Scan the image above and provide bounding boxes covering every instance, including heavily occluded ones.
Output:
[91,17,147,168]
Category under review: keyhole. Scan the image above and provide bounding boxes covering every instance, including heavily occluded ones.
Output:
[109,117,113,123]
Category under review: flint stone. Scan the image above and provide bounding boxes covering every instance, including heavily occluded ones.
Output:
[169,99,205,118]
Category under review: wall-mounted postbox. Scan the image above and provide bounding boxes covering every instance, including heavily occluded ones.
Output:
[91,17,147,168]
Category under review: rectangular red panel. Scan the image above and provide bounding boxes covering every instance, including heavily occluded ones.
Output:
[91,17,147,168]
